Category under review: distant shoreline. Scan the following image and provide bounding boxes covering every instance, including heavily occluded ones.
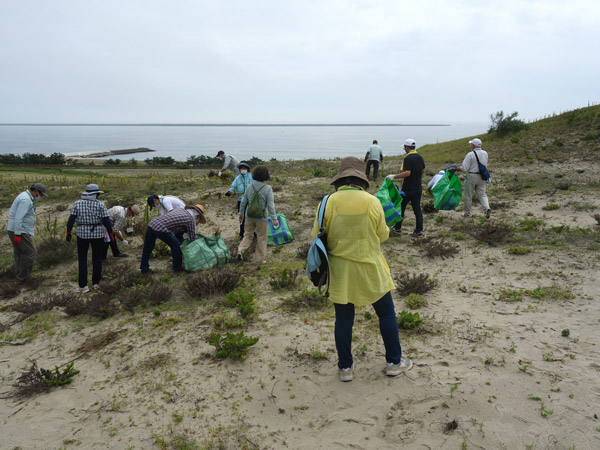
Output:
[0,123,451,127]
[63,148,156,158]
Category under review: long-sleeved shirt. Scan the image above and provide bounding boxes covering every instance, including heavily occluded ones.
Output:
[148,208,197,241]
[158,195,185,216]
[229,173,254,201]
[7,190,36,236]
[461,149,489,173]
[311,187,394,306]
[67,199,113,239]
[239,181,276,222]
[221,154,240,176]
[108,206,127,232]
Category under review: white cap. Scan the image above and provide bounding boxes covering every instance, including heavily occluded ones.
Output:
[469,138,482,147]
[404,138,416,147]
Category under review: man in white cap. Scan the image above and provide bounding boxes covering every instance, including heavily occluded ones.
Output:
[453,138,491,218]
[6,182,47,282]
[386,139,426,236]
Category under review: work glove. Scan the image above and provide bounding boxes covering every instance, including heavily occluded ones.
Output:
[12,235,21,245]
[272,218,280,227]
[225,191,231,197]
[66,231,72,242]
[122,240,129,246]
[218,171,222,177]
[109,232,115,242]
[386,174,396,181]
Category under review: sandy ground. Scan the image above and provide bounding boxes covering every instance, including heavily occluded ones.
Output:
[1,161,599,450]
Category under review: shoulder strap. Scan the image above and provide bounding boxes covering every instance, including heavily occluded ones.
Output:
[318,194,330,230]
[472,150,481,164]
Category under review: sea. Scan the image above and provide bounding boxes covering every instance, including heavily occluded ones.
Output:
[0,123,487,161]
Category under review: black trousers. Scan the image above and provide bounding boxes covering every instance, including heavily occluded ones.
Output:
[395,188,423,233]
[365,160,380,180]
[102,239,121,259]
[77,237,104,288]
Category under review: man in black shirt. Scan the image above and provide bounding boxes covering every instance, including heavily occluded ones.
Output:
[386,139,425,236]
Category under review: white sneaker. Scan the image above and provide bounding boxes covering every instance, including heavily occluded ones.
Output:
[76,286,89,294]
[462,212,472,218]
[338,364,354,382]
[92,284,100,290]
[485,208,491,219]
[386,358,413,376]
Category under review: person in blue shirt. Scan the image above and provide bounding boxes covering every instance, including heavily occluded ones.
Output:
[226,161,253,238]
[6,182,47,283]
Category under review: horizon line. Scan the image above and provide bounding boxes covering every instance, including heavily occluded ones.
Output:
[0,123,451,127]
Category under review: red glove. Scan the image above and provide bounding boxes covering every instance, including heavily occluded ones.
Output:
[109,232,115,242]
[66,231,72,242]
[12,235,21,245]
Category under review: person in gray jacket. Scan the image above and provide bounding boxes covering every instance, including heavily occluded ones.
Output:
[6,182,47,282]
[216,150,240,177]
[236,166,278,265]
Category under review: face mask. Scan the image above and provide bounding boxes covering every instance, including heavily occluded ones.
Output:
[240,169,248,175]
[34,194,42,202]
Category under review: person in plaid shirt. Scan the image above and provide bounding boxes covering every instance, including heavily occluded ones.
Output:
[66,184,114,293]
[140,204,206,274]
[102,204,141,261]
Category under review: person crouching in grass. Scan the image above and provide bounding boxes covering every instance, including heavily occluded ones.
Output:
[140,204,206,274]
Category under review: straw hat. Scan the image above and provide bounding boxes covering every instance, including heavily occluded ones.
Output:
[330,157,370,187]
[185,203,207,224]
[129,204,141,215]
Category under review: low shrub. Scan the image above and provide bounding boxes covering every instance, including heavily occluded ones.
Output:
[397,311,423,330]
[225,288,256,318]
[281,289,326,311]
[519,218,544,231]
[207,331,259,360]
[404,293,427,309]
[10,360,80,400]
[507,246,531,255]
[471,221,512,246]
[65,293,119,319]
[295,242,311,259]
[542,203,560,211]
[395,272,436,296]
[418,237,459,259]
[269,268,299,290]
[36,237,76,269]
[186,267,241,299]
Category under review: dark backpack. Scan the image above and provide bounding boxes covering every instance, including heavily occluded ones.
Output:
[473,151,490,181]
[305,195,330,299]
[247,184,266,218]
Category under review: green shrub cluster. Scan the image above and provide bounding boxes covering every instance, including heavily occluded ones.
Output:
[488,111,528,136]
[397,311,423,330]
[207,331,259,360]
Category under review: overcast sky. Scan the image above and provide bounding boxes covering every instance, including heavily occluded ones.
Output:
[1,0,598,124]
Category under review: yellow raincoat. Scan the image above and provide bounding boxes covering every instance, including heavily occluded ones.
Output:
[312,186,394,306]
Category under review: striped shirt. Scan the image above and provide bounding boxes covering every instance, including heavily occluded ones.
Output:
[148,208,197,241]
[108,206,127,232]
[70,199,110,239]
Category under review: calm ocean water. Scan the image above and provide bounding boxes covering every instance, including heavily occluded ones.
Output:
[0,124,487,161]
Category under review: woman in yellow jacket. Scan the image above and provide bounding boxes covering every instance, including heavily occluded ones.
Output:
[312,157,412,382]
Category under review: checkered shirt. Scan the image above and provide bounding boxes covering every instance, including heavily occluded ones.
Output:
[70,199,110,239]
[148,208,197,241]
[108,206,127,232]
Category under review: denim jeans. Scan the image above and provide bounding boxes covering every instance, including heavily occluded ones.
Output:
[334,291,402,369]
[140,226,182,272]
[77,237,104,288]
[395,187,423,233]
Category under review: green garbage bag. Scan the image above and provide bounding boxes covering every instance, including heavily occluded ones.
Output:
[267,214,294,246]
[375,179,404,227]
[432,170,462,210]
[181,234,230,271]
